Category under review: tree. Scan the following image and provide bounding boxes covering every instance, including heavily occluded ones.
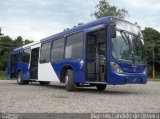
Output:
[0,36,13,71]
[14,36,23,47]
[142,28,160,76]
[0,35,33,71]
[0,36,13,44]
[13,36,33,47]
[91,0,128,19]
[24,39,33,45]
[143,28,160,43]
[0,27,4,36]
[143,27,160,62]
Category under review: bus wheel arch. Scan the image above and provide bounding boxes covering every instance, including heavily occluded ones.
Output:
[60,65,76,91]
[60,65,73,83]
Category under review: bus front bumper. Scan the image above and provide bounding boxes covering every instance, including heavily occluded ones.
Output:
[108,73,148,85]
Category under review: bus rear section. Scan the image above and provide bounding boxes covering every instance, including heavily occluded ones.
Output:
[8,43,41,85]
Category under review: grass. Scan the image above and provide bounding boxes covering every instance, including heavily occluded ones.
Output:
[0,70,8,80]
[149,79,160,82]
[148,76,160,81]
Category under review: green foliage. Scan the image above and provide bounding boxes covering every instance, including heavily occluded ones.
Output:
[143,28,160,62]
[0,36,13,46]
[14,36,23,47]
[143,28,160,42]
[24,39,33,45]
[142,28,160,77]
[0,70,7,80]
[0,35,33,71]
[91,0,128,19]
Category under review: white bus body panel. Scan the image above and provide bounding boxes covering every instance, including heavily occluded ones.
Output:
[38,63,60,82]
[30,43,41,49]
[26,42,59,82]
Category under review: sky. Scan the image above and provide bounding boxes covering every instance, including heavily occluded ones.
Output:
[0,0,160,41]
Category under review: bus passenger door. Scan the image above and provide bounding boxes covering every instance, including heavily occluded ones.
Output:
[85,26,107,82]
[10,54,18,78]
[30,47,39,79]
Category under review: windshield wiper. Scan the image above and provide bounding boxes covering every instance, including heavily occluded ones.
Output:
[120,30,135,65]
[120,30,128,45]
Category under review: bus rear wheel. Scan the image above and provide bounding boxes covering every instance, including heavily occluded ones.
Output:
[96,84,106,91]
[64,69,76,91]
[17,71,28,85]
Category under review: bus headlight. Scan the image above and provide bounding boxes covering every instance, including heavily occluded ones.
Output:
[143,67,147,75]
[110,62,123,74]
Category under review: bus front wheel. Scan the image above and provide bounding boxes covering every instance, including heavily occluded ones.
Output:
[96,84,106,91]
[64,69,76,91]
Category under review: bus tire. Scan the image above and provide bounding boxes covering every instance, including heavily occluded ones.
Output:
[96,84,106,91]
[65,69,76,91]
[39,81,50,85]
[17,71,26,85]
[24,81,29,84]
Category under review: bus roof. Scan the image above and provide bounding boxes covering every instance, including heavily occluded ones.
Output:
[40,16,111,43]
[11,16,137,54]
[10,41,40,54]
[11,16,112,54]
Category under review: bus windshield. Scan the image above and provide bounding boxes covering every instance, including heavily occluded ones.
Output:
[111,30,146,65]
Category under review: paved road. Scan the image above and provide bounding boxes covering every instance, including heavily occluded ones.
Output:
[0,80,160,113]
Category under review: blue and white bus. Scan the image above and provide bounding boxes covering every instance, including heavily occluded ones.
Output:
[8,16,147,91]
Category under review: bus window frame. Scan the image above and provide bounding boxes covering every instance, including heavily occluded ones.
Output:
[22,47,31,64]
[50,37,65,63]
[40,41,51,64]
[65,31,84,60]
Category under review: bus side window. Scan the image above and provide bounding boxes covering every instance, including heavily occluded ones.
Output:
[19,50,23,61]
[51,38,64,62]
[22,48,30,64]
[65,32,83,59]
[40,42,51,63]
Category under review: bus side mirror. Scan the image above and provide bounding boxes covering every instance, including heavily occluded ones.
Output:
[110,25,116,38]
